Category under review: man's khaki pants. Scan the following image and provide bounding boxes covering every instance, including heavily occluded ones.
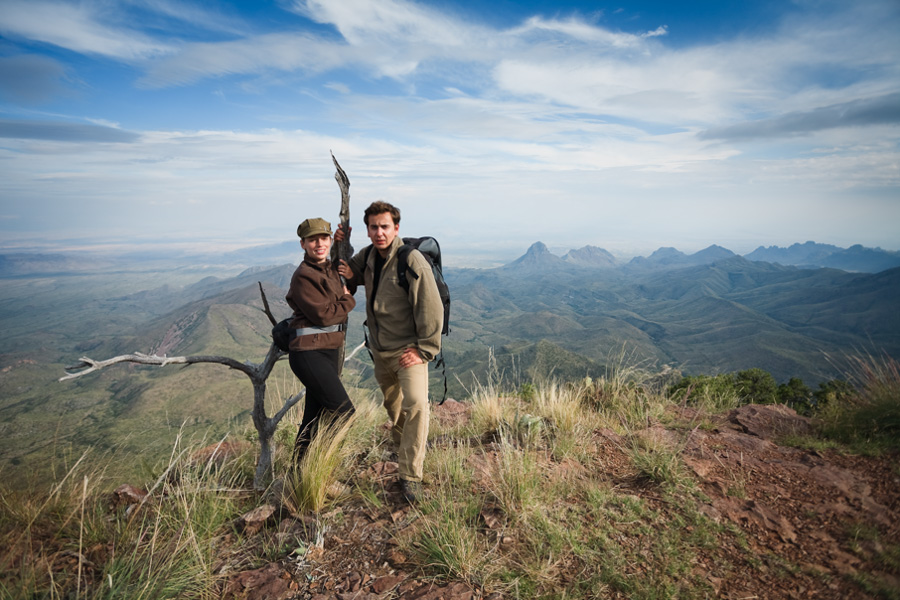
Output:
[371,347,430,483]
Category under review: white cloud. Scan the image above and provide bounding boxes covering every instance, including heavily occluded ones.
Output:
[0,0,173,60]
[508,15,666,47]
[1,110,895,252]
[324,81,351,94]
[124,0,249,36]
[292,0,473,48]
[139,32,345,87]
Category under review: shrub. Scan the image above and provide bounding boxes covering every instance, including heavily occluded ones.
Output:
[733,368,778,405]
[669,368,781,410]
[812,379,855,412]
[778,377,812,413]
[817,352,900,449]
[668,373,741,412]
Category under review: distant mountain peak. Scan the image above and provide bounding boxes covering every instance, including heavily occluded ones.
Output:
[692,245,736,261]
[744,241,899,273]
[626,245,736,271]
[648,247,686,260]
[562,245,617,267]
[525,241,551,256]
[504,241,567,270]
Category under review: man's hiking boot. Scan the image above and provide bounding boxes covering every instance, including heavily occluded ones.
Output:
[400,479,421,504]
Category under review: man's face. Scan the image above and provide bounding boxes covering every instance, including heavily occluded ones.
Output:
[300,233,332,263]
[367,212,399,252]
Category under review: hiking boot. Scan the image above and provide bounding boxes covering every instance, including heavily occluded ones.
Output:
[400,479,421,504]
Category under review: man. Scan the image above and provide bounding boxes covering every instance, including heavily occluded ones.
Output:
[336,201,443,503]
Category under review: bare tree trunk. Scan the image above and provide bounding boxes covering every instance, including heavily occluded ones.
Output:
[251,378,277,487]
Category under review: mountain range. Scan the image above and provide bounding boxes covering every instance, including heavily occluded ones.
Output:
[2,240,899,277]
[444,241,899,390]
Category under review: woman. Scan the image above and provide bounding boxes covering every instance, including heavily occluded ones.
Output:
[285,217,357,468]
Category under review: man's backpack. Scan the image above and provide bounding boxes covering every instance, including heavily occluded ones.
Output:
[396,237,451,336]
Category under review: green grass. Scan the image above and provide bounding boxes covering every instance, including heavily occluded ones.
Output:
[629,437,692,490]
[282,397,382,514]
[397,372,737,599]
[0,433,253,600]
[817,352,900,452]
[411,479,492,585]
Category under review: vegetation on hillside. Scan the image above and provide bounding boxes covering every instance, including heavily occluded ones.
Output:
[2,351,897,599]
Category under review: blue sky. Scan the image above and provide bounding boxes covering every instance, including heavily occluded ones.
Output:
[1,0,898,262]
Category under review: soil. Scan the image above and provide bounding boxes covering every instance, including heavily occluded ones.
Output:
[210,402,900,600]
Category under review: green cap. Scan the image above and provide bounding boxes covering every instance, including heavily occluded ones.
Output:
[297,217,333,239]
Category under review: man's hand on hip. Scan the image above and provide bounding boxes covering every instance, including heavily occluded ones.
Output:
[399,347,424,369]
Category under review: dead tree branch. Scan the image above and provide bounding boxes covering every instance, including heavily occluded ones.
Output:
[60,282,367,490]
[61,353,253,381]
[330,152,353,271]
[258,281,279,326]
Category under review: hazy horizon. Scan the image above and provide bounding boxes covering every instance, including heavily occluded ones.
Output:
[2,231,897,272]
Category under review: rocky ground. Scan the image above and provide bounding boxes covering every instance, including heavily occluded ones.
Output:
[193,402,898,600]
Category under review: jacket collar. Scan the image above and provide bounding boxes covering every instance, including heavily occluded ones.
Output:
[368,235,403,266]
[302,256,332,271]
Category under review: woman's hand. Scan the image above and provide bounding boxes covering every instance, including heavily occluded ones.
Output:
[334,224,351,242]
[337,259,353,281]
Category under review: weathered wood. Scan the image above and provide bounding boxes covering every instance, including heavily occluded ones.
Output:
[330,151,353,373]
[258,281,279,326]
[330,151,354,271]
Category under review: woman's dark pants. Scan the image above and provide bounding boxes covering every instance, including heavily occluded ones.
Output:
[288,348,355,467]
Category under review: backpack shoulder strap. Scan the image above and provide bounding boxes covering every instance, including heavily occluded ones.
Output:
[396,244,419,290]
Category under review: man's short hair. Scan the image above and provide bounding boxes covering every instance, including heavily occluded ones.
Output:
[364,201,401,226]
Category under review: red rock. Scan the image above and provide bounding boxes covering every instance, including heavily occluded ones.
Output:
[111,484,147,507]
[223,563,294,600]
[371,574,404,594]
[728,404,811,440]
[236,503,276,534]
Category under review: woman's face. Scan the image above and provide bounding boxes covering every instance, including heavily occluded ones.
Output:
[300,233,332,264]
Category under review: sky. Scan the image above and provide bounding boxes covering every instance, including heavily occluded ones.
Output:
[1,0,898,263]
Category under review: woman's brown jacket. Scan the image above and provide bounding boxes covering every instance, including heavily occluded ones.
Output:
[285,258,356,351]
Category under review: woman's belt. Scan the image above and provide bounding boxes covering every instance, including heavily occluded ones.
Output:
[294,323,346,337]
